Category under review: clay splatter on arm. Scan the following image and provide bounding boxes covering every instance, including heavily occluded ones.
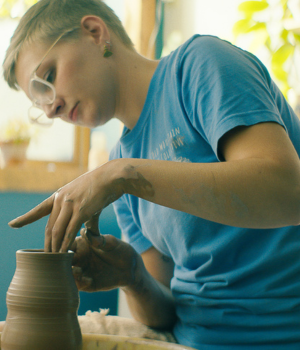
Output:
[114,164,155,199]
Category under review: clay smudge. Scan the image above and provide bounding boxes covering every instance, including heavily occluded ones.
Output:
[115,164,155,199]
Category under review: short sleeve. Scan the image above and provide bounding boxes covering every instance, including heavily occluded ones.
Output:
[178,36,286,159]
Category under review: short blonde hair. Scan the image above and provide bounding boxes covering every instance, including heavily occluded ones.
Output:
[3,0,134,90]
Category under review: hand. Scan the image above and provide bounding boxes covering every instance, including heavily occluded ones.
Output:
[8,162,124,252]
[71,217,142,292]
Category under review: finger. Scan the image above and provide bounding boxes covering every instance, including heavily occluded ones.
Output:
[72,266,93,291]
[70,233,81,253]
[44,204,61,252]
[70,233,89,266]
[60,217,84,253]
[84,212,101,235]
[85,230,107,250]
[44,194,68,252]
[8,194,55,228]
[72,266,82,277]
[44,217,52,252]
[88,234,120,254]
[79,277,93,291]
[50,204,73,252]
[82,212,103,248]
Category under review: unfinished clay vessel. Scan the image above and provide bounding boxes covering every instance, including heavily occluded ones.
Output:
[1,249,82,350]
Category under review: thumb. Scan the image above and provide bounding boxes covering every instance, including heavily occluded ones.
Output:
[83,212,106,249]
[86,231,107,250]
[84,212,101,235]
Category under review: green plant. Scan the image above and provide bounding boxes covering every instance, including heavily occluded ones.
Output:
[0,0,37,18]
[0,118,35,144]
[233,0,300,97]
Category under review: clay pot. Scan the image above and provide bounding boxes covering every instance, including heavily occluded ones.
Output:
[1,249,82,350]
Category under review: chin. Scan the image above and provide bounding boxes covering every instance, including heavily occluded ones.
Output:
[92,116,111,128]
[78,110,111,128]
[79,119,101,129]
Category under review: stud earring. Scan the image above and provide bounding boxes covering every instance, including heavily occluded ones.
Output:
[103,41,113,57]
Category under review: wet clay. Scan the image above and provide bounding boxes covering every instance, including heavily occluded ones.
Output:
[1,249,82,350]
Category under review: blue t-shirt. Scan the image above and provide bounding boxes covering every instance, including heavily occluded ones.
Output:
[110,35,300,349]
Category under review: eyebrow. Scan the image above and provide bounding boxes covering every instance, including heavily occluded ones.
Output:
[34,57,54,79]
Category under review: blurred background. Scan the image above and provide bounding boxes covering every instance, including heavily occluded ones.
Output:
[0,0,300,321]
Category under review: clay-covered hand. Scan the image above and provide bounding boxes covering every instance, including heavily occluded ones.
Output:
[71,219,142,292]
[8,162,124,252]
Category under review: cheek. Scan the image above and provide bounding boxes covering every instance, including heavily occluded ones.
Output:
[56,46,116,121]
[57,60,81,92]
[59,62,103,99]
[56,46,90,91]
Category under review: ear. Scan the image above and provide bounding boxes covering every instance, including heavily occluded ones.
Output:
[80,15,110,45]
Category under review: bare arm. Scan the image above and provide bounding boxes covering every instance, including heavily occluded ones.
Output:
[115,122,300,228]
[9,122,300,252]
[123,246,176,329]
[71,226,176,329]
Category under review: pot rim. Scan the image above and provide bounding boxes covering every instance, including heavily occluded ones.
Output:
[16,249,74,255]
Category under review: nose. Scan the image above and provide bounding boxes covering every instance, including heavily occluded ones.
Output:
[43,97,65,119]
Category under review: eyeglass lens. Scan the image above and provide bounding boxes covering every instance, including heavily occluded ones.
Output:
[30,79,55,106]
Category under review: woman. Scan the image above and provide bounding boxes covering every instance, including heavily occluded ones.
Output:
[4,0,300,348]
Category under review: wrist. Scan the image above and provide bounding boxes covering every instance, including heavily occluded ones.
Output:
[90,159,127,207]
[121,253,149,294]
[110,158,155,200]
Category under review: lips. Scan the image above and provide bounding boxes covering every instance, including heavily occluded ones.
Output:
[69,102,79,122]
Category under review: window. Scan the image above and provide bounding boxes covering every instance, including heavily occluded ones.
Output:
[0,0,156,192]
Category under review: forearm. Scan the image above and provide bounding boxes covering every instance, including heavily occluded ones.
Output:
[122,266,176,329]
[108,157,300,229]
[8,124,300,251]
